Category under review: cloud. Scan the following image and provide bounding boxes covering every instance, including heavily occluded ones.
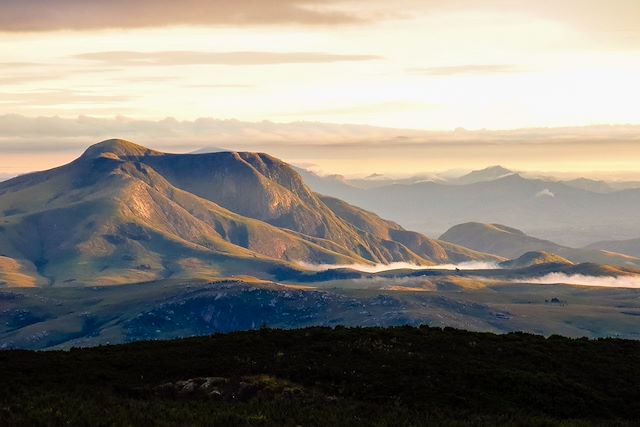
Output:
[296,261,500,273]
[535,188,555,198]
[282,101,435,117]
[3,115,640,179]
[407,64,522,76]
[0,114,403,141]
[75,51,382,66]
[2,115,640,148]
[0,114,421,154]
[526,273,640,289]
[0,0,364,31]
[185,84,255,89]
[0,65,125,86]
[111,76,179,83]
[0,74,61,85]
[389,0,640,47]
[0,90,132,106]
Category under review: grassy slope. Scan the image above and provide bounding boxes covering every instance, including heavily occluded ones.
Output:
[1,276,639,350]
[0,256,47,287]
[1,326,639,426]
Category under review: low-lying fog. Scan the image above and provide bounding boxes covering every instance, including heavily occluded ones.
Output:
[297,262,640,289]
[525,273,640,289]
[297,261,500,273]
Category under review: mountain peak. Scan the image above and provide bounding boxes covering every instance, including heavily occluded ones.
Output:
[81,139,162,160]
[499,251,573,268]
[441,222,525,238]
[452,165,515,184]
[481,165,512,173]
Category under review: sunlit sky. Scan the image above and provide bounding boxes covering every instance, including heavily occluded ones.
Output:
[1,0,640,176]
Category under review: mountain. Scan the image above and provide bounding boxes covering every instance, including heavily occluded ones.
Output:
[299,170,640,246]
[0,255,48,287]
[448,165,515,185]
[319,196,496,263]
[190,146,230,154]
[294,167,361,197]
[439,222,640,267]
[586,238,640,258]
[498,251,573,269]
[562,178,613,193]
[0,139,494,286]
[0,173,15,183]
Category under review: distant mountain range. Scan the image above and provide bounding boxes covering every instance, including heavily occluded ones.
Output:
[0,139,496,287]
[439,222,640,268]
[297,165,640,246]
[447,165,516,185]
[586,238,640,258]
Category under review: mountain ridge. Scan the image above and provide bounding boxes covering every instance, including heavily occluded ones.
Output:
[440,222,640,267]
[0,139,497,286]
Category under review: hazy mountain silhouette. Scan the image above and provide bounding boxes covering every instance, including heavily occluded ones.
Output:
[448,165,515,185]
[299,168,640,246]
[562,178,614,193]
[586,237,640,258]
[440,222,640,267]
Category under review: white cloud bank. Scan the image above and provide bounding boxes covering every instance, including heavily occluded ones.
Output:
[526,273,640,289]
[3,115,640,178]
[535,188,555,198]
[297,261,500,273]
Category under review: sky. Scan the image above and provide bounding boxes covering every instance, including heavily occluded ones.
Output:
[1,0,640,176]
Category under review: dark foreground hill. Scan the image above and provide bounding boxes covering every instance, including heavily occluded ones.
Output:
[1,326,639,426]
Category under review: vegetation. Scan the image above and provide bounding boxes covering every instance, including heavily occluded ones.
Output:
[1,325,639,426]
